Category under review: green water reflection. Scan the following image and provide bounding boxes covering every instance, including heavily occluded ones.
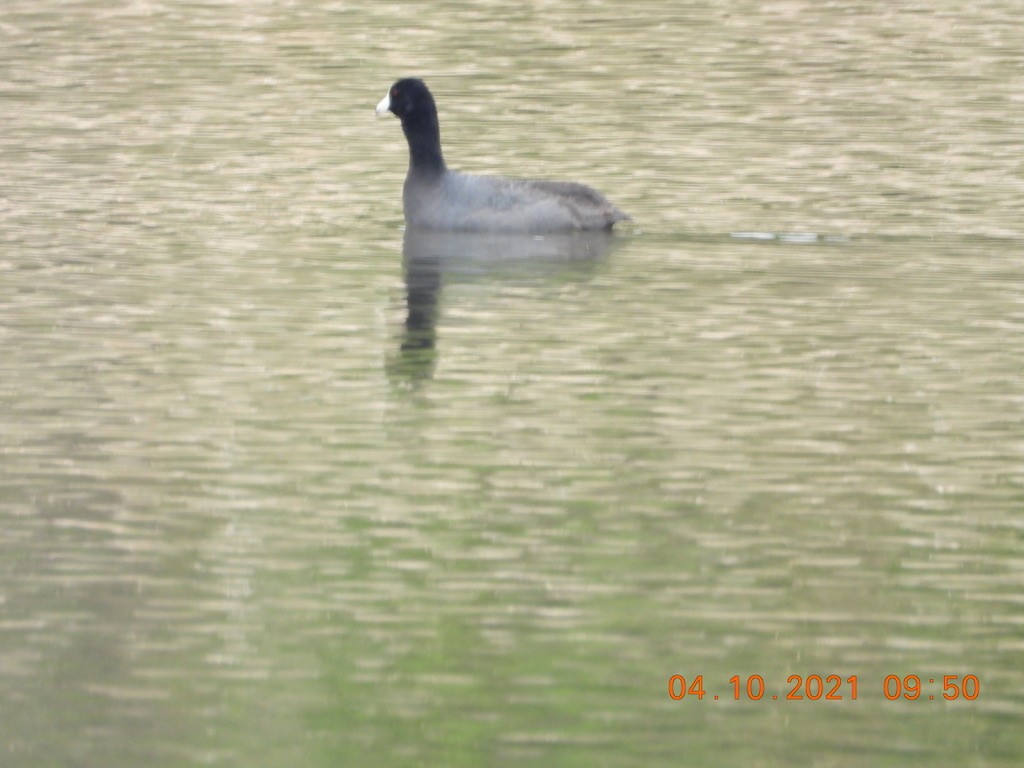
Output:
[1,1,1022,766]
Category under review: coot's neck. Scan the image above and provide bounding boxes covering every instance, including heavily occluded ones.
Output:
[401,108,446,178]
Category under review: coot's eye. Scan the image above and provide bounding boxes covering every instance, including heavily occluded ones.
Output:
[391,87,399,98]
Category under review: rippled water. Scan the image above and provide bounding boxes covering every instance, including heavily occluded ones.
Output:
[2,2,1023,766]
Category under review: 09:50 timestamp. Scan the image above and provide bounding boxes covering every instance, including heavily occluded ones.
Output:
[668,674,980,702]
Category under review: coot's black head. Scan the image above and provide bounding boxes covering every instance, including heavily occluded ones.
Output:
[376,78,437,121]
[377,78,446,175]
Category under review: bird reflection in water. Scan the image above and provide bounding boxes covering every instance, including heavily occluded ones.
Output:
[387,229,619,386]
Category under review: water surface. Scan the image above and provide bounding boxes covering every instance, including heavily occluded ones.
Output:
[2,2,1023,766]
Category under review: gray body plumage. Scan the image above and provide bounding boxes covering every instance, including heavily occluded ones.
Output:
[403,171,630,233]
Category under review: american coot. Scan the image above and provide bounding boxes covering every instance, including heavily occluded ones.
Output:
[376,79,631,234]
